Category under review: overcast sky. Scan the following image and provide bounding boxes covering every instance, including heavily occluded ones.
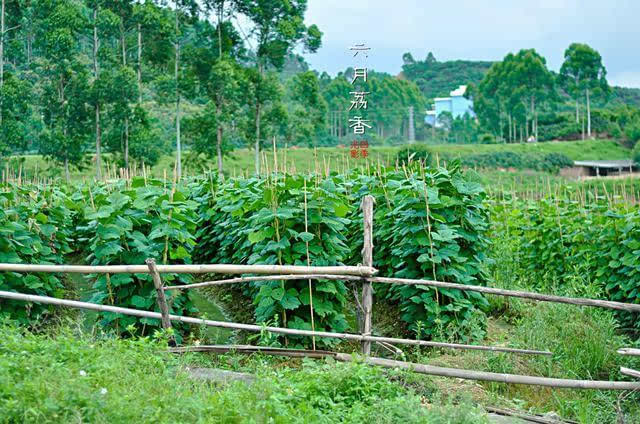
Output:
[298,0,640,88]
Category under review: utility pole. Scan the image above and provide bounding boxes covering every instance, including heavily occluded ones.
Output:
[408,106,415,143]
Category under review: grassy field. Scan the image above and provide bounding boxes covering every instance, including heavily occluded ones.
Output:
[2,139,632,182]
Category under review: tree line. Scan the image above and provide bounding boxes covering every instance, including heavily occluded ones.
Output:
[0,0,426,180]
[469,44,640,145]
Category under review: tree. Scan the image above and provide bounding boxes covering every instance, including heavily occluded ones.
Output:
[184,2,245,177]
[187,59,244,176]
[34,0,91,182]
[235,0,322,174]
[0,72,30,156]
[402,52,415,66]
[286,71,326,146]
[510,49,554,141]
[560,43,608,138]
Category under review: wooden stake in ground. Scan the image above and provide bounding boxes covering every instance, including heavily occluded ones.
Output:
[146,258,175,345]
[303,178,316,350]
[361,195,374,355]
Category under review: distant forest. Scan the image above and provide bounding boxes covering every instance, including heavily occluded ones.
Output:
[400,51,640,109]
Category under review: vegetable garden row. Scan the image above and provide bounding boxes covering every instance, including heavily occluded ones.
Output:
[1,161,639,347]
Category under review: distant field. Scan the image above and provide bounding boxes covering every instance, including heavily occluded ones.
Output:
[2,139,632,182]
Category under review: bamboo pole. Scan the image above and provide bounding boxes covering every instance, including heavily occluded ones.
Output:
[0,291,551,356]
[170,344,335,359]
[163,274,361,290]
[617,348,640,357]
[334,354,640,390]
[369,276,640,313]
[361,195,374,355]
[621,367,640,380]
[0,263,377,277]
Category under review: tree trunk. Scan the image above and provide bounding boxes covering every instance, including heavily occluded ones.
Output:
[586,87,592,138]
[93,6,101,180]
[217,1,224,58]
[64,157,70,184]
[216,101,223,178]
[121,24,130,172]
[175,11,182,180]
[137,23,142,104]
[124,118,129,170]
[254,102,261,174]
[575,98,579,123]
[0,0,5,126]
[530,95,536,140]
[254,62,263,175]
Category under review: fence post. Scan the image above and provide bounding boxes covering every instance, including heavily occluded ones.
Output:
[146,258,175,345]
[361,195,374,355]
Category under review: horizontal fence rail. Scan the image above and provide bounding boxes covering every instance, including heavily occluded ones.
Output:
[3,263,639,314]
[0,290,551,356]
[369,276,640,313]
[167,345,640,391]
[0,263,377,277]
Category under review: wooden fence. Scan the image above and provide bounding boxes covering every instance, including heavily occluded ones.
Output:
[1,195,639,390]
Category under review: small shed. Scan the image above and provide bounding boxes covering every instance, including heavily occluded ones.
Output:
[566,160,636,177]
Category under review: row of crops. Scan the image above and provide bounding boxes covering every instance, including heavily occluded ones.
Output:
[2,161,639,345]
[490,194,640,330]
[0,162,491,346]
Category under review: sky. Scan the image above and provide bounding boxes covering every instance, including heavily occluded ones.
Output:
[297,0,640,88]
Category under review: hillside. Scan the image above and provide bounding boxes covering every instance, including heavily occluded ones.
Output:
[400,53,493,99]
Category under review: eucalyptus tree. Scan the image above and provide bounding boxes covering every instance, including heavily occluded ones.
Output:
[560,43,609,138]
[321,75,351,138]
[285,70,326,146]
[0,0,24,126]
[511,49,554,141]
[34,0,92,182]
[88,0,118,179]
[183,2,245,177]
[235,0,322,174]
[0,72,30,156]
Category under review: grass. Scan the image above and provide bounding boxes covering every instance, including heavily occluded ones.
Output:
[2,139,632,182]
[0,322,489,424]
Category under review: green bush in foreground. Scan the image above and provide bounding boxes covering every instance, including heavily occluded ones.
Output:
[75,178,199,340]
[0,323,489,424]
[0,184,75,324]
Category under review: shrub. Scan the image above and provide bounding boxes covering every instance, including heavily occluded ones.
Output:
[461,151,573,173]
[76,178,198,340]
[348,162,490,341]
[394,145,433,166]
[490,196,640,330]
[194,173,354,348]
[0,184,74,324]
[634,140,640,165]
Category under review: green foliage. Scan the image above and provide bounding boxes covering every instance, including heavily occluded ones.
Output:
[462,151,573,173]
[401,52,493,99]
[76,179,198,339]
[634,139,640,165]
[0,184,74,324]
[348,163,490,341]
[193,173,353,347]
[193,165,490,345]
[490,196,640,329]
